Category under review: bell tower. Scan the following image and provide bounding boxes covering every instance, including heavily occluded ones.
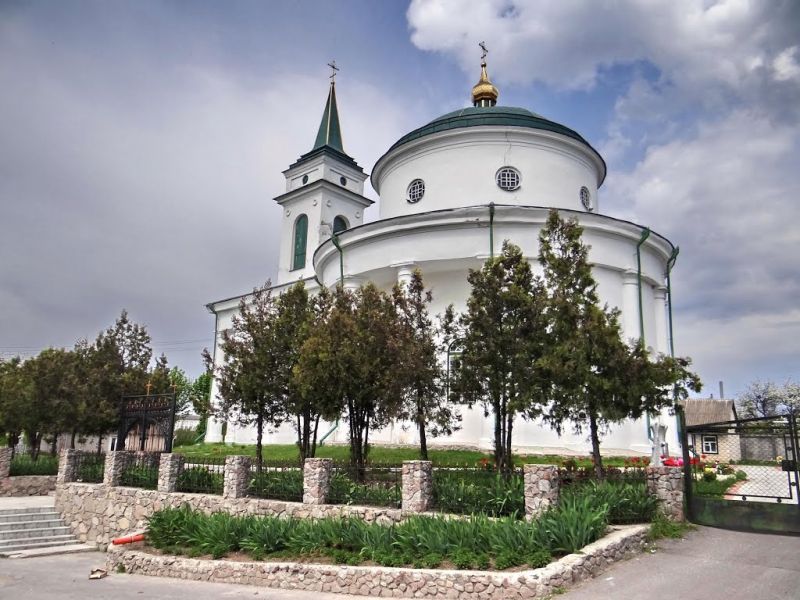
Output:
[275,64,372,285]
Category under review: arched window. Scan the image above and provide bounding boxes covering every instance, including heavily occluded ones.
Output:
[333,215,348,234]
[292,214,308,270]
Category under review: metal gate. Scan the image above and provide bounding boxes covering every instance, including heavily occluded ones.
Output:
[679,408,800,535]
[115,393,177,453]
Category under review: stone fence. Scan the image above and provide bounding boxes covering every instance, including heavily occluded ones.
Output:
[54,450,684,548]
[0,447,57,497]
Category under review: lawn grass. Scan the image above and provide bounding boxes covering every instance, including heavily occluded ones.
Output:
[693,476,739,497]
[174,442,635,468]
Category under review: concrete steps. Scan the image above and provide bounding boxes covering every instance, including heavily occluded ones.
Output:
[0,504,93,557]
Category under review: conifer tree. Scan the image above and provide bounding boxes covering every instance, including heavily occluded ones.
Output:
[539,209,700,476]
[393,270,460,460]
[449,242,548,473]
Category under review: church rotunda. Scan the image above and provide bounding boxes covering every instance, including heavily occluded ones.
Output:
[205,55,679,455]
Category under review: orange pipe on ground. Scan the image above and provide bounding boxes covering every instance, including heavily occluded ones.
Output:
[112,533,145,545]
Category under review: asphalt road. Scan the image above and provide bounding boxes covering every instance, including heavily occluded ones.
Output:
[562,525,800,600]
[0,526,798,600]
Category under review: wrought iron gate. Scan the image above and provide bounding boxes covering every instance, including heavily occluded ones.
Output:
[115,393,177,453]
[680,408,800,535]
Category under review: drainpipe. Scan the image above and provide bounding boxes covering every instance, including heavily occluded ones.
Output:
[318,419,339,446]
[666,247,680,359]
[319,234,344,445]
[636,228,652,440]
[331,234,344,288]
[488,203,495,259]
[666,246,681,447]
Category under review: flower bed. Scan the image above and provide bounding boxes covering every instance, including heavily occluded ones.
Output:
[145,496,610,569]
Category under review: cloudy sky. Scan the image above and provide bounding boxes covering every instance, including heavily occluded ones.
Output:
[1,0,798,398]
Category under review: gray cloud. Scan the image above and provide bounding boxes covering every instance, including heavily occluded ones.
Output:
[0,7,410,374]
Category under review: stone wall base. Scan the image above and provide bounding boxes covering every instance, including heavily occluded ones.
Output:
[56,483,403,548]
[0,476,57,497]
[105,525,648,600]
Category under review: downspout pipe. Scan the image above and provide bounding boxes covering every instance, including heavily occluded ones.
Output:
[666,247,680,359]
[488,202,495,260]
[636,228,652,440]
[330,234,344,288]
[319,234,344,445]
[666,246,681,447]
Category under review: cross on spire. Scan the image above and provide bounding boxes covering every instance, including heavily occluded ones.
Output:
[479,41,488,62]
[327,60,339,82]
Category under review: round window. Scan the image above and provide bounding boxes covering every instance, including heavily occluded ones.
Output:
[339,176,347,186]
[496,167,520,191]
[407,179,425,203]
[580,186,593,211]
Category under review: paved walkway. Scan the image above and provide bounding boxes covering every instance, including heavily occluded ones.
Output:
[562,526,800,600]
[0,551,362,600]
[1,526,798,599]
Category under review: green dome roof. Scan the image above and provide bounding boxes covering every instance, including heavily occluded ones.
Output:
[385,106,602,159]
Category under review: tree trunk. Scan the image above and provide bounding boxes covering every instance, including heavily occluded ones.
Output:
[255,412,264,470]
[70,430,77,450]
[588,411,604,478]
[310,414,320,458]
[504,415,514,476]
[96,436,103,454]
[493,396,502,472]
[417,394,428,461]
[49,434,57,456]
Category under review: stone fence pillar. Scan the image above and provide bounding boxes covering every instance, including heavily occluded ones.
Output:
[646,466,685,521]
[0,447,10,479]
[223,455,252,499]
[303,458,333,505]
[57,449,79,484]
[524,464,559,519]
[103,451,132,486]
[157,453,185,493]
[402,460,433,513]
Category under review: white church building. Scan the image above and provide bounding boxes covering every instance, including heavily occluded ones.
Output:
[205,57,680,456]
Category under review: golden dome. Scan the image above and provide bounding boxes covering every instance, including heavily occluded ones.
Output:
[471,60,498,106]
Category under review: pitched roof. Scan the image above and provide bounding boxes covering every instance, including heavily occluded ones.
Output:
[681,398,737,426]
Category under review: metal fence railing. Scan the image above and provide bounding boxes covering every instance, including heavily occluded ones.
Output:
[247,460,303,502]
[74,452,106,483]
[432,465,524,517]
[328,463,402,508]
[119,452,160,489]
[177,457,225,495]
[9,454,59,476]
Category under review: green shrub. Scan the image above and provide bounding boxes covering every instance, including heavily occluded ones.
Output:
[560,480,657,524]
[432,470,524,517]
[77,461,104,483]
[177,467,223,495]
[328,472,401,508]
[735,470,747,481]
[694,476,737,497]
[174,428,199,447]
[120,465,158,489]
[248,469,303,502]
[9,455,59,476]
[702,471,717,482]
[145,506,607,568]
[527,549,552,569]
[647,513,694,541]
[536,495,609,554]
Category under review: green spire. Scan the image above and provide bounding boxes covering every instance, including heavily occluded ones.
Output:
[313,81,344,153]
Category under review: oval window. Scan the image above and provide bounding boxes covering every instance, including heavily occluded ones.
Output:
[580,186,593,211]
